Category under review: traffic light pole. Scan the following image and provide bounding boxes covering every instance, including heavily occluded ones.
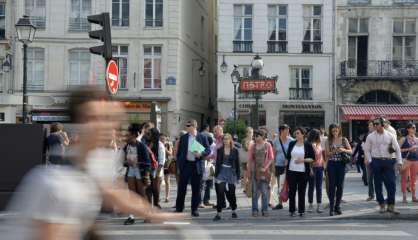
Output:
[22,44,28,124]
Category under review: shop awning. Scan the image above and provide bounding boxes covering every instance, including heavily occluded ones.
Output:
[340,105,418,121]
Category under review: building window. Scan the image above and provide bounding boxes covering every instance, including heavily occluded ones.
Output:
[200,16,205,50]
[393,18,416,67]
[145,0,163,27]
[348,18,368,34]
[267,5,287,53]
[290,67,312,100]
[27,48,45,91]
[0,3,5,39]
[143,46,161,89]
[302,5,322,53]
[25,0,46,29]
[233,4,253,52]
[112,45,128,89]
[69,0,91,32]
[112,0,129,26]
[69,49,90,85]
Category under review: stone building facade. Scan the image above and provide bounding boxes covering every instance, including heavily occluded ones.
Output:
[336,0,418,138]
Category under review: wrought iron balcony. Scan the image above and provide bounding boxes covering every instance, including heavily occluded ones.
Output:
[29,16,46,29]
[145,18,163,27]
[267,41,287,53]
[302,41,322,54]
[339,60,418,80]
[233,40,253,53]
[289,88,312,100]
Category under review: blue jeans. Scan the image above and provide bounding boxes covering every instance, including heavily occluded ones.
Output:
[308,167,324,204]
[252,177,269,213]
[371,158,397,205]
[327,161,346,211]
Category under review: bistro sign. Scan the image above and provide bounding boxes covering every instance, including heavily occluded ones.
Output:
[240,79,277,92]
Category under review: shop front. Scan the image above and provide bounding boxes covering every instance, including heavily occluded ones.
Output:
[279,103,329,131]
[340,104,418,141]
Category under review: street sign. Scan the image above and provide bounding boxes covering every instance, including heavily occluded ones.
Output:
[106,60,119,95]
[240,79,276,92]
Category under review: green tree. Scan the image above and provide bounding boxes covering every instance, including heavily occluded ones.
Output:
[223,119,247,142]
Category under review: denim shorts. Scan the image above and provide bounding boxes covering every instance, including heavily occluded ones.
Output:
[127,167,142,180]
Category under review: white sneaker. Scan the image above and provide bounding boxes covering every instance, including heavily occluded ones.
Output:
[317,204,323,213]
[308,204,314,213]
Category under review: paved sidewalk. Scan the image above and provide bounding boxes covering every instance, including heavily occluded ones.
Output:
[158,171,418,221]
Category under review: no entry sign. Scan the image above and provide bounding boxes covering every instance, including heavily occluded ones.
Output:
[106,60,119,95]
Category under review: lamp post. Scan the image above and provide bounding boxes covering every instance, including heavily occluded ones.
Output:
[15,15,36,124]
[251,55,263,129]
[231,65,240,136]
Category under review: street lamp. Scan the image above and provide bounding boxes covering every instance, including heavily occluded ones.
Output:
[231,65,240,136]
[251,55,263,129]
[220,55,228,73]
[16,15,36,124]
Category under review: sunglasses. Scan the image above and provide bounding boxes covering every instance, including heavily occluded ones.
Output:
[185,124,192,127]
[373,122,381,126]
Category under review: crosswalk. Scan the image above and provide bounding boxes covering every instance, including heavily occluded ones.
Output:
[98,220,415,240]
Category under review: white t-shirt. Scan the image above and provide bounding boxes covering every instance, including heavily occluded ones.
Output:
[289,145,306,172]
[4,165,102,240]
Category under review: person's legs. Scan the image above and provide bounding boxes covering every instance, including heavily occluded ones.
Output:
[401,160,411,201]
[252,177,259,213]
[381,160,396,206]
[367,163,375,199]
[327,162,337,211]
[261,180,269,213]
[226,184,237,210]
[335,162,346,211]
[175,167,191,212]
[216,182,226,213]
[191,166,203,213]
[203,179,213,204]
[410,161,418,200]
[315,167,324,204]
[153,176,161,207]
[287,171,297,213]
[372,160,385,205]
[308,173,315,205]
[164,174,170,201]
[298,173,308,214]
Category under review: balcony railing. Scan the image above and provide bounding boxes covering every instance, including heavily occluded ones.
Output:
[289,88,312,100]
[339,60,418,79]
[233,40,253,53]
[69,17,90,32]
[145,18,163,27]
[267,41,287,53]
[302,41,322,54]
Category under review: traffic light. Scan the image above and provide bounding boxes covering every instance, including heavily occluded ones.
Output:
[87,12,112,61]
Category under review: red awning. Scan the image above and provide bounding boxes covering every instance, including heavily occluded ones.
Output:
[340,105,418,121]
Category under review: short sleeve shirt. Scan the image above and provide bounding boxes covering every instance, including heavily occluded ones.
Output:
[272,137,294,166]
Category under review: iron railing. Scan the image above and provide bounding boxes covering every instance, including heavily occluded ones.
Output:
[339,60,418,79]
[302,41,322,53]
[289,88,312,100]
[145,18,163,27]
[29,16,46,29]
[233,40,253,53]
[267,41,287,53]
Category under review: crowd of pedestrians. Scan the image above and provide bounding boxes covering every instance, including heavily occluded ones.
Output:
[39,98,418,224]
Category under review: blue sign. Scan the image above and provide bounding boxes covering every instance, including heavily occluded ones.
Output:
[166,76,176,85]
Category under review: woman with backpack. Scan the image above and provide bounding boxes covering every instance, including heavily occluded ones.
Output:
[325,123,352,216]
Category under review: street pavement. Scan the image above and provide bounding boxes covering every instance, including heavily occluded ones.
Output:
[94,170,418,239]
[1,170,418,239]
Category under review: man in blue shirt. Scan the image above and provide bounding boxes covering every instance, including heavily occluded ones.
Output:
[272,124,293,210]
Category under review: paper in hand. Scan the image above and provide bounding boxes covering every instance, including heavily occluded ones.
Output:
[189,139,205,154]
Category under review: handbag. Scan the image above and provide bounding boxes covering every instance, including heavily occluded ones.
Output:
[339,138,352,164]
[279,180,289,202]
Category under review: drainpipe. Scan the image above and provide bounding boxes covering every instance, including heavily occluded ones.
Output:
[332,0,338,124]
